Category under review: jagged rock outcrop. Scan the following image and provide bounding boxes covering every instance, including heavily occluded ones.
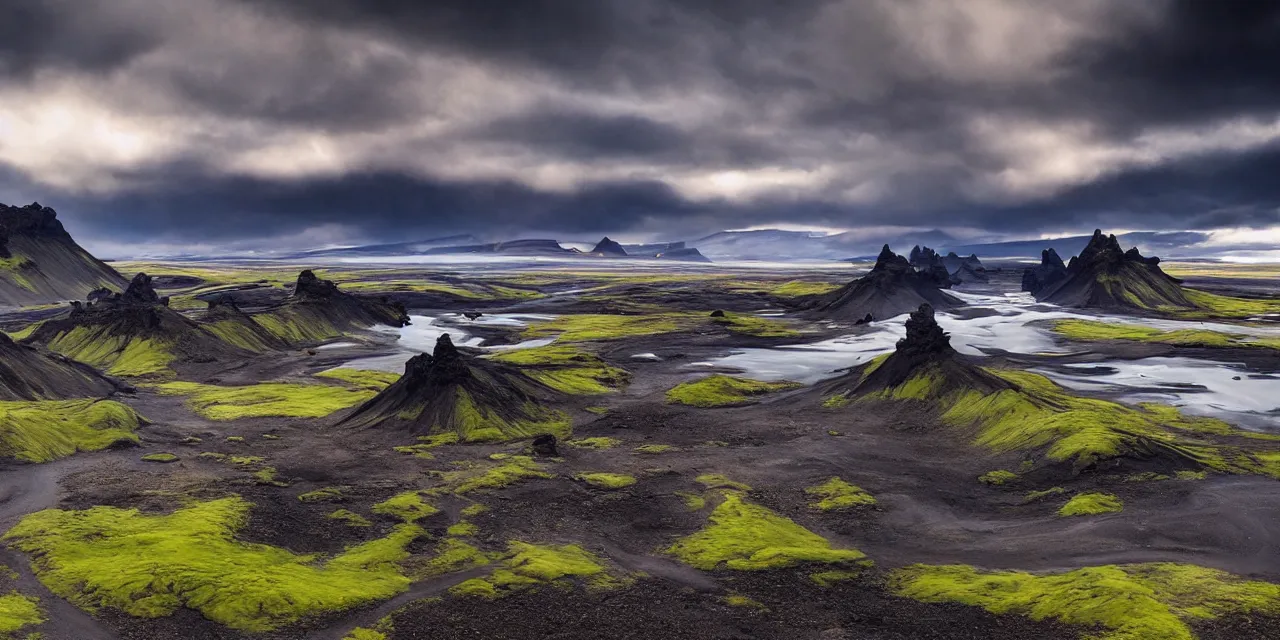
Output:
[341,334,568,442]
[809,245,964,322]
[1031,230,1193,310]
[908,246,960,287]
[0,202,126,305]
[0,331,122,400]
[942,252,989,283]
[590,237,628,257]
[1021,248,1069,295]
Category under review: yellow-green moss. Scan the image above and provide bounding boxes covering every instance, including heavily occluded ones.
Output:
[979,470,1018,486]
[1181,289,1280,319]
[490,345,629,395]
[2,497,421,632]
[634,444,678,454]
[155,380,376,420]
[411,538,495,580]
[666,493,868,571]
[768,280,843,297]
[141,452,179,463]
[575,473,637,490]
[891,562,1280,640]
[225,436,245,443]
[448,541,626,599]
[696,474,751,492]
[565,437,621,449]
[810,569,864,587]
[0,592,43,636]
[522,313,692,343]
[666,375,801,408]
[327,509,372,527]
[805,477,876,510]
[710,313,801,338]
[1176,470,1208,480]
[252,308,345,344]
[1052,319,1275,351]
[342,627,387,640]
[676,491,707,511]
[372,491,439,523]
[1058,492,1123,517]
[446,522,480,537]
[203,320,276,353]
[1023,487,1066,503]
[314,368,402,391]
[0,399,141,463]
[722,594,767,609]
[47,326,175,377]
[428,456,554,496]
[447,388,571,443]
[822,393,851,408]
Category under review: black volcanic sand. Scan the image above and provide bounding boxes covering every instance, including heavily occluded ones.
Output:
[1,264,1279,640]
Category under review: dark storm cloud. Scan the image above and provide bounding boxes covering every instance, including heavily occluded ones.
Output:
[2,0,1280,250]
[0,0,159,78]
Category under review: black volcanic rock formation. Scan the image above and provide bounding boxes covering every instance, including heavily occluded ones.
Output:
[0,202,126,305]
[341,334,568,442]
[809,245,964,322]
[1021,248,1069,295]
[275,269,409,331]
[942,252,988,283]
[199,295,288,352]
[590,237,628,256]
[0,331,122,400]
[1031,230,1193,310]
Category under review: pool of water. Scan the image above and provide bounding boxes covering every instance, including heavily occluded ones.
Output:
[338,314,555,372]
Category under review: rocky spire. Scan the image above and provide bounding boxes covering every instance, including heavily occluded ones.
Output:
[120,273,161,306]
[894,303,953,358]
[872,244,911,273]
[402,333,470,384]
[591,236,627,256]
[293,269,340,299]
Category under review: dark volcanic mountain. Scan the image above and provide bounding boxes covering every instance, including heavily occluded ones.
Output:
[0,202,126,306]
[942,252,988,283]
[341,334,568,443]
[281,269,409,330]
[0,331,122,400]
[590,237,628,257]
[1021,248,1069,296]
[1031,230,1194,311]
[908,245,961,286]
[809,245,963,322]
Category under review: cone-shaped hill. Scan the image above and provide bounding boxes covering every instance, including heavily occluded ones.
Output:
[810,245,963,322]
[821,304,1280,477]
[590,236,627,257]
[0,202,126,305]
[0,331,121,400]
[24,273,253,378]
[248,270,409,344]
[341,334,570,442]
[1028,230,1194,311]
[199,295,289,353]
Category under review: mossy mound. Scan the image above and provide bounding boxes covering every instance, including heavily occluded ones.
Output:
[1032,230,1194,311]
[891,562,1280,640]
[805,477,876,510]
[825,304,1280,476]
[666,374,801,408]
[666,492,868,571]
[1058,492,1123,516]
[244,270,408,346]
[2,496,421,632]
[489,344,629,395]
[1052,319,1279,351]
[809,245,964,322]
[448,541,629,599]
[154,379,378,420]
[199,295,288,353]
[575,472,637,490]
[0,399,142,463]
[0,591,43,636]
[0,331,120,400]
[342,334,570,443]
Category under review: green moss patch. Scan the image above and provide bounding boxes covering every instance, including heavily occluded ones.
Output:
[155,380,376,420]
[490,345,629,395]
[428,456,553,496]
[634,444,678,454]
[448,541,627,599]
[1052,319,1278,351]
[327,509,372,527]
[709,312,801,338]
[2,496,421,632]
[523,313,690,343]
[666,375,801,408]
[805,477,875,510]
[565,437,621,449]
[1023,487,1066,503]
[1181,289,1280,319]
[47,326,175,377]
[666,493,868,571]
[298,487,346,503]
[575,473,637,490]
[372,491,439,523]
[314,368,402,391]
[696,474,751,492]
[1058,492,1123,517]
[141,452,179,463]
[0,399,141,463]
[978,470,1018,486]
[0,591,43,636]
[891,562,1280,640]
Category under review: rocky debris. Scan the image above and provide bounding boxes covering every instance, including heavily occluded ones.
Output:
[908,246,960,287]
[1031,230,1192,310]
[809,245,964,322]
[463,312,484,320]
[590,236,628,257]
[532,434,559,457]
[0,202,72,255]
[1021,248,1069,295]
[854,313,873,325]
[710,309,726,318]
[908,246,942,269]
[120,273,161,306]
[68,272,165,318]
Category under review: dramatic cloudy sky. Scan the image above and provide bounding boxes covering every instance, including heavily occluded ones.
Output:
[2,0,1279,255]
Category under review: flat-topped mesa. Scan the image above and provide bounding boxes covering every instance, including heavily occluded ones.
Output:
[590,236,627,257]
[1021,248,1069,295]
[1033,229,1192,310]
[341,332,569,442]
[809,245,964,322]
[293,269,341,300]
